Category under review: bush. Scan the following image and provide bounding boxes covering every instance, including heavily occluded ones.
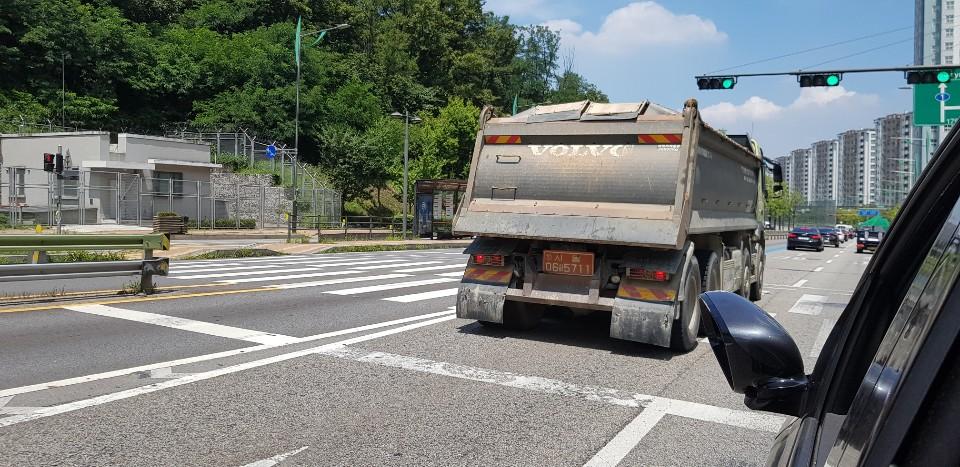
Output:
[50,250,128,263]
[0,213,9,227]
[155,211,180,217]
[199,218,257,229]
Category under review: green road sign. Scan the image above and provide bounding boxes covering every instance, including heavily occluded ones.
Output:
[914,70,960,126]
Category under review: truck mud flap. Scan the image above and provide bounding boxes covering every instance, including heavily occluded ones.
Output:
[610,297,675,347]
[457,264,513,323]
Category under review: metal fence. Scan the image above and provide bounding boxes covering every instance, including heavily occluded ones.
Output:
[2,168,340,230]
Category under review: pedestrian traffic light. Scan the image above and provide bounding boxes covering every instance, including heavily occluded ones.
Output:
[906,69,953,84]
[43,153,55,172]
[54,152,64,174]
[799,73,842,87]
[697,76,736,90]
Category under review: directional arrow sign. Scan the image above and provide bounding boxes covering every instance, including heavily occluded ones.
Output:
[914,70,960,126]
[265,144,277,159]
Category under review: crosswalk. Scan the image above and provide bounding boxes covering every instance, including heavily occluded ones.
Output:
[165,250,469,304]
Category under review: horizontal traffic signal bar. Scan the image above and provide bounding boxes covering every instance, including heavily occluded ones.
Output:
[695,64,960,90]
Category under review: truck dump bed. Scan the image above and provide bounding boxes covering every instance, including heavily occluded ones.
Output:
[453,100,761,249]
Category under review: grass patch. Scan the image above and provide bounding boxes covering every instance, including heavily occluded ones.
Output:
[117,279,156,295]
[0,286,68,301]
[50,250,128,263]
[181,248,284,260]
[318,243,467,254]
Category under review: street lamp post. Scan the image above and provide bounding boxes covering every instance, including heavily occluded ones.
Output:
[290,19,349,242]
[390,111,422,239]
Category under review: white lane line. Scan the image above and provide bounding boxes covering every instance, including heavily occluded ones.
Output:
[325,278,459,295]
[169,264,286,275]
[321,346,785,432]
[814,267,824,272]
[265,274,412,289]
[435,271,465,278]
[383,288,459,303]
[393,263,465,273]
[833,254,841,258]
[218,270,366,284]
[791,279,808,287]
[809,319,837,358]
[170,262,243,270]
[146,367,194,379]
[350,261,441,271]
[241,446,310,467]
[172,267,326,280]
[787,294,828,315]
[826,260,833,264]
[0,310,456,400]
[583,401,668,467]
[65,304,299,346]
[0,316,458,428]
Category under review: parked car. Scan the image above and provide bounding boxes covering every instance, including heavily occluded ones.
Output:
[856,229,883,253]
[818,227,841,247]
[697,119,960,467]
[787,227,824,251]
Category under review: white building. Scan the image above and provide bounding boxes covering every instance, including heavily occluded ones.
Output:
[837,129,878,206]
[788,148,812,202]
[810,139,839,203]
[875,113,916,207]
[0,132,220,224]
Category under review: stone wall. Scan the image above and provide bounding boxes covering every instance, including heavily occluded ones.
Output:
[210,172,290,227]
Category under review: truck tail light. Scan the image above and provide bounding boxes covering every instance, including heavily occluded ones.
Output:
[857,243,865,249]
[472,254,504,266]
[626,268,669,281]
[788,233,797,238]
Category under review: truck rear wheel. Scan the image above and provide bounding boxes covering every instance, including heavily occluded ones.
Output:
[696,251,721,336]
[749,255,764,301]
[502,300,544,331]
[671,257,701,352]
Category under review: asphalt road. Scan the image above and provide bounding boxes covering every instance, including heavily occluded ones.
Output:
[0,240,869,466]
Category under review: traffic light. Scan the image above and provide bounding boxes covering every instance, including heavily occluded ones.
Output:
[799,73,842,87]
[54,152,64,174]
[43,153,55,172]
[906,69,952,84]
[697,76,736,90]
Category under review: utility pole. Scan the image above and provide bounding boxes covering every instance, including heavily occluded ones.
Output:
[61,52,66,128]
[390,111,421,239]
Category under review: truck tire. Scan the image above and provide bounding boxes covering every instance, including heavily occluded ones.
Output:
[749,255,764,301]
[738,247,751,298]
[671,256,701,352]
[502,300,544,331]
[696,251,721,336]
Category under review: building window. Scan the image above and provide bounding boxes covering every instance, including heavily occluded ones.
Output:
[154,171,183,195]
[13,167,26,200]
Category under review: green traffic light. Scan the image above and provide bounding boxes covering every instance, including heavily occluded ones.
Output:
[825,74,840,86]
[937,71,951,83]
[721,78,734,89]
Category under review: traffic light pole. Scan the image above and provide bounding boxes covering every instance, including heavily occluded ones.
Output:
[696,64,960,84]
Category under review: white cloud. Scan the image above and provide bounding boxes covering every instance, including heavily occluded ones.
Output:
[544,2,727,56]
[698,86,888,155]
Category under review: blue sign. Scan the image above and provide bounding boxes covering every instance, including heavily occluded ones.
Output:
[858,209,880,217]
[936,92,952,103]
[265,144,277,159]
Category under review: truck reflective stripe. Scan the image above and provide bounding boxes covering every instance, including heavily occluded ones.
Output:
[617,283,677,302]
[637,134,682,144]
[463,265,512,284]
[484,135,522,144]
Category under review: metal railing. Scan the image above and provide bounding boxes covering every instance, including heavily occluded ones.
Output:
[0,234,170,293]
[296,215,411,240]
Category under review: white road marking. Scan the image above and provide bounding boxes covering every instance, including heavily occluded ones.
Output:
[393,263,465,273]
[384,288,459,303]
[435,271,465,278]
[321,346,785,432]
[350,261,441,270]
[0,315,457,427]
[146,367,194,379]
[325,278,459,295]
[787,294,828,315]
[172,267,327,280]
[217,270,366,284]
[241,446,309,467]
[0,396,41,415]
[791,279,808,287]
[64,304,299,346]
[265,274,412,289]
[169,262,243,270]
[169,264,286,274]
[814,267,824,272]
[833,254,840,258]
[809,319,837,357]
[0,310,456,400]
[583,400,668,467]
[826,260,833,264]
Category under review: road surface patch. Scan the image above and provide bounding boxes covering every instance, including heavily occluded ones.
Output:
[216,270,369,284]
[393,264,466,273]
[383,288,460,303]
[787,294,828,315]
[350,261,442,270]
[324,278,459,295]
[809,319,837,357]
[264,274,412,289]
[241,446,309,467]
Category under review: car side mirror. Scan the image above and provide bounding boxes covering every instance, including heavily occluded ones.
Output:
[699,291,809,416]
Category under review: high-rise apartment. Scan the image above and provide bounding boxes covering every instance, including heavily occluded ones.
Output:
[837,129,878,206]
[789,148,812,202]
[875,113,915,206]
[810,139,839,202]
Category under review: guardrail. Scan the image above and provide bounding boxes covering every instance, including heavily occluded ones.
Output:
[296,215,410,240]
[0,234,170,294]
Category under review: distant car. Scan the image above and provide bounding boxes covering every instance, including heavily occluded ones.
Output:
[818,227,840,247]
[787,227,824,251]
[856,229,882,253]
[764,221,773,229]
[698,121,960,467]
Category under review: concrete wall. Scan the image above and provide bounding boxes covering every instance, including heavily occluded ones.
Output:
[118,134,210,164]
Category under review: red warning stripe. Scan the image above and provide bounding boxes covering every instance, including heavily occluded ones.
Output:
[637,134,682,145]
[484,135,523,144]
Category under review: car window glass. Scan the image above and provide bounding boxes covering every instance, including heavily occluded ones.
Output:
[820,200,960,466]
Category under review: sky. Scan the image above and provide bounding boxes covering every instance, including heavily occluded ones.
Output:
[482,0,915,156]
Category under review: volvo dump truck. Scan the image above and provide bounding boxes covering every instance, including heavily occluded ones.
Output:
[452,99,782,351]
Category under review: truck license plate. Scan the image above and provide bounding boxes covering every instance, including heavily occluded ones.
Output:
[542,250,594,276]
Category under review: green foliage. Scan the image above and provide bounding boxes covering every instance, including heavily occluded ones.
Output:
[836,209,865,226]
[0,213,9,227]
[882,205,901,222]
[199,218,257,228]
[50,250,127,263]
[155,211,179,217]
[181,248,282,260]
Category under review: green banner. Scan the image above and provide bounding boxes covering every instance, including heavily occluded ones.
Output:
[914,70,960,126]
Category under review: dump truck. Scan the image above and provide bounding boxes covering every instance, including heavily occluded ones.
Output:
[452,99,783,351]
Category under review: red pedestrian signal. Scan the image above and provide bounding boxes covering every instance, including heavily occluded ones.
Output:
[43,153,55,172]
